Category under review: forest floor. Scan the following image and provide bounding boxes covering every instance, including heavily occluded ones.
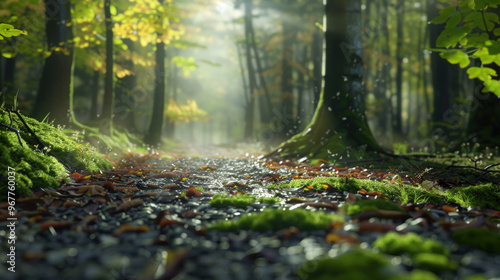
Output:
[1,149,500,280]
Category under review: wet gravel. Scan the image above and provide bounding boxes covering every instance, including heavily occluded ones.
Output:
[1,157,500,280]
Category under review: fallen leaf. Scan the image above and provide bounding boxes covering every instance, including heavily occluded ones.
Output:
[113,224,150,237]
[325,233,358,244]
[185,187,201,197]
[112,199,144,213]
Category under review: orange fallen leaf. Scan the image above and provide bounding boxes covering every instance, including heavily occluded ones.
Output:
[325,233,358,244]
[40,220,69,231]
[185,187,201,197]
[113,224,150,237]
[442,205,458,213]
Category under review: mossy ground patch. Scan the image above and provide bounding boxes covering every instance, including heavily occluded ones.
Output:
[208,208,343,232]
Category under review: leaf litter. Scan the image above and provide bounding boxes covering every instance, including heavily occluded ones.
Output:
[1,153,500,279]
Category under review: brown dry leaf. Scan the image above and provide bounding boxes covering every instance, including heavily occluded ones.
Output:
[63,200,82,207]
[224,182,248,188]
[182,210,199,218]
[113,224,150,237]
[158,218,185,227]
[113,199,144,213]
[200,165,217,170]
[325,233,358,244]
[40,220,69,231]
[23,252,47,261]
[185,187,201,197]
[357,221,398,233]
[442,205,458,213]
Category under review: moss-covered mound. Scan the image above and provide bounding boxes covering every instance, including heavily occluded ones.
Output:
[296,250,394,280]
[0,110,112,199]
[267,176,444,205]
[446,184,500,210]
[451,228,500,253]
[209,193,280,208]
[374,232,449,256]
[209,208,343,232]
[346,199,404,215]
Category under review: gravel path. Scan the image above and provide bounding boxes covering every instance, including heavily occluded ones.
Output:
[1,157,499,280]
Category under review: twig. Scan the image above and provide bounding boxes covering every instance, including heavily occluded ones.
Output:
[0,123,23,147]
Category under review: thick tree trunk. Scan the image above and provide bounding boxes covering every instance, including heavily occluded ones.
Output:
[428,0,459,146]
[394,1,404,137]
[33,0,73,125]
[311,24,323,110]
[145,37,166,147]
[243,0,257,139]
[102,0,114,135]
[280,20,295,139]
[90,70,100,122]
[271,0,383,160]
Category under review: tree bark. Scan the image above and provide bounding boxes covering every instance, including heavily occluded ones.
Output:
[243,0,257,139]
[102,0,114,135]
[271,0,383,160]
[145,36,166,147]
[33,0,73,125]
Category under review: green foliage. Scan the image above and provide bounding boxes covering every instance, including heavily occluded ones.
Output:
[0,23,27,58]
[208,208,343,232]
[445,183,500,210]
[345,199,404,216]
[0,23,27,39]
[452,227,500,253]
[431,1,500,96]
[374,232,449,257]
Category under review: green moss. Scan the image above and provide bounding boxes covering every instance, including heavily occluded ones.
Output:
[0,110,112,200]
[463,275,487,280]
[208,208,343,232]
[345,199,404,215]
[373,232,449,257]
[407,270,439,280]
[451,228,500,253]
[210,193,257,208]
[268,176,444,205]
[257,196,281,205]
[413,253,457,272]
[445,183,500,210]
[296,250,395,280]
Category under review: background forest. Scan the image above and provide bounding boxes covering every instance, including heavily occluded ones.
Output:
[1,0,499,156]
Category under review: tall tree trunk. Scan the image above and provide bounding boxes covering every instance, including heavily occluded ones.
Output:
[89,70,100,122]
[428,0,459,148]
[114,40,137,132]
[311,22,323,110]
[243,0,257,139]
[280,20,295,139]
[296,45,307,130]
[33,0,73,125]
[165,62,177,139]
[102,0,114,135]
[394,1,404,138]
[248,13,272,124]
[271,0,383,160]
[145,35,166,146]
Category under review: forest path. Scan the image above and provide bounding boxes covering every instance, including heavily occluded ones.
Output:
[2,155,500,279]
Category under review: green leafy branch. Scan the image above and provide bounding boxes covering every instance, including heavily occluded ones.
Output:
[430,0,500,97]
